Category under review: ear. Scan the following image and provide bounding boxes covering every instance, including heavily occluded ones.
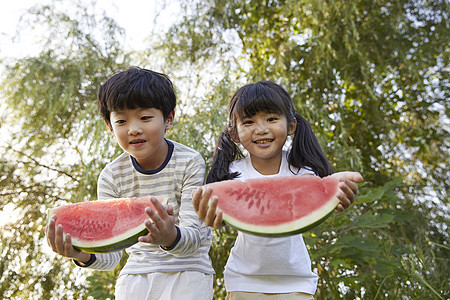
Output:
[165,110,175,130]
[228,127,240,143]
[288,118,297,136]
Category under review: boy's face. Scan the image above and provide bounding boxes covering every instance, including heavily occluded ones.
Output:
[109,107,174,170]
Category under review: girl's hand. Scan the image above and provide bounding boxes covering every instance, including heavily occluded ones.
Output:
[45,215,92,264]
[193,187,225,229]
[331,171,364,212]
[138,197,178,249]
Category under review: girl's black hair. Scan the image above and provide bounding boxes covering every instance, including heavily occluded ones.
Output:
[97,67,176,125]
[206,129,244,183]
[206,81,333,183]
[290,112,334,177]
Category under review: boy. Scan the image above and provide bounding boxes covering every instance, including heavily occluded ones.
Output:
[46,67,214,299]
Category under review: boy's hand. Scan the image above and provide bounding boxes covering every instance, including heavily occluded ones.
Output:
[193,186,225,229]
[138,197,178,248]
[331,171,364,212]
[45,215,91,264]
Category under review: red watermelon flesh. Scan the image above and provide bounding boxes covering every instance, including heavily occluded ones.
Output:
[49,196,165,253]
[208,176,340,236]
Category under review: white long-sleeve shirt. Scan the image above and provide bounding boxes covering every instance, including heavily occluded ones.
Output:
[79,139,214,276]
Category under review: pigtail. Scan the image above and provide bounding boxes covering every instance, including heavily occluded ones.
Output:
[206,129,244,183]
[289,113,334,177]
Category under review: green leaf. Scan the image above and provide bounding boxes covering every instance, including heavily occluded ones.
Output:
[356,187,385,203]
[330,258,353,269]
[353,212,395,228]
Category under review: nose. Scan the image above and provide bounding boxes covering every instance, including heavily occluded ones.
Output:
[128,121,143,136]
[255,121,269,134]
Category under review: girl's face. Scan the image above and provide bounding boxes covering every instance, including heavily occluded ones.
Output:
[233,111,296,174]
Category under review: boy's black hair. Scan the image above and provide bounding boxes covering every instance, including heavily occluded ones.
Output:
[97,67,176,125]
[206,81,333,183]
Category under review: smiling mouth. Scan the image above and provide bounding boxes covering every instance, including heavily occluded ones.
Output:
[130,139,146,144]
[254,139,273,144]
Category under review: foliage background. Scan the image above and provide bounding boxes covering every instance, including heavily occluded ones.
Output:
[0,0,448,299]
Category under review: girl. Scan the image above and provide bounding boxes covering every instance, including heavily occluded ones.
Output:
[193,81,363,299]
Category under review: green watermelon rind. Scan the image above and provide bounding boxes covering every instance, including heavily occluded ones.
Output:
[221,195,340,237]
[73,226,149,254]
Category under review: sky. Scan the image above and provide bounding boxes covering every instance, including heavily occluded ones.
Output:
[0,0,178,225]
[0,0,177,58]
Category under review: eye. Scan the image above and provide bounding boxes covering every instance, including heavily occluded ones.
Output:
[141,116,153,121]
[242,119,254,125]
[114,119,126,124]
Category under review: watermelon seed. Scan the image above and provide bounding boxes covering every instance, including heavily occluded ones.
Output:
[256,199,261,209]
[248,200,254,209]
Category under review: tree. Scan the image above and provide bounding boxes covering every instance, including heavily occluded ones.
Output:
[0,2,130,298]
[156,0,449,298]
[1,0,448,299]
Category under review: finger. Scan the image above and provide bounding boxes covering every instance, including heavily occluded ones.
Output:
[192,188,202,212]
[165,204,174,216]
[204,196,219,226]
[337,195,351,209]
[150,197,168,218]
[340,179,356,199]
[334,171,364,183]
[213,211,225,229]
[344,177,359,195]
[139,222,157,244]
[54,224,65,254]
[138,233,154,243]
[64,233,74,256]
[46,217,57,250]
[336,183,355,210]
[197,187,213,220]
[146,219,157,231]
[335,203,345,212]
[45,214,57,234]
[144,207,162,227]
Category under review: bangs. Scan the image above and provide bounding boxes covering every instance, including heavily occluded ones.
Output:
[100,68,176,121]
[231,82,292,121]
[97,67,176,124]
[106,79,165,112]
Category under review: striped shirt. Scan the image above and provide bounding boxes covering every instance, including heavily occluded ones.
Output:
[84,139,214,275]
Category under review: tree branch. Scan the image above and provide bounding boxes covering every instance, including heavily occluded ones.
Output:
[10,148,78,181]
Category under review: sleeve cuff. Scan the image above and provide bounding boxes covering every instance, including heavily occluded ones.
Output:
[73,254,96,268]
[160,226,181,251]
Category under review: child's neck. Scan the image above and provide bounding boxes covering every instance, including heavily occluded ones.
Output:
[134,139,169,171]
[250,155,282,175]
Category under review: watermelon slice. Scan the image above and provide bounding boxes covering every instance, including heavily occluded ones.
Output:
[208,176,340,237]
[49,196,166,253]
